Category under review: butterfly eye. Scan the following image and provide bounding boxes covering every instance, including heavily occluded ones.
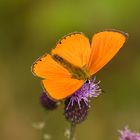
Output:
[86,80,89,83]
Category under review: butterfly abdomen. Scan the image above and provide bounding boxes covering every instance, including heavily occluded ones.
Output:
[52,54,90,80]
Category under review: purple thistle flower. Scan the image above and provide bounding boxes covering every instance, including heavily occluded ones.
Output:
[65,99,89,124]
[40,92,57,110]
[66,78,101,110]
[119,127,140,140]
[64,78,101,124]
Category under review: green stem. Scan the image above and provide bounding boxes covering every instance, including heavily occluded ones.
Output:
[69,123,76,140]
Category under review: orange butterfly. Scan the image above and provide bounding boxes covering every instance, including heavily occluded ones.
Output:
[31,29,128,100]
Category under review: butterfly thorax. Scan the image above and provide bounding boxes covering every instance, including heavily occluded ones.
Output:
[52,54,90,80]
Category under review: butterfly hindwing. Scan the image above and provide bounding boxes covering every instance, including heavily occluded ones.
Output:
[31,54,71,79]
[32,54,84,100]
[52,32,91,68]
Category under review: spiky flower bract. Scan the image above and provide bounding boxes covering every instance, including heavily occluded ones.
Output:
[64,78,101,124]
[65,99,88,124]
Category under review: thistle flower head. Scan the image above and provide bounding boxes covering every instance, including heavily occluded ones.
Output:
[66,78,101,110]
[119,127,140,140]
[65,99,88,124]
[40,92,57,110]
[64,78,101,124]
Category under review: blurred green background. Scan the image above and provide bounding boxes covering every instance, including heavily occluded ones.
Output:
[0,0,140,140]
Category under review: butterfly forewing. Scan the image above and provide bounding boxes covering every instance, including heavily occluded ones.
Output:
[87,30,128,75]
[42,78,84,100]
